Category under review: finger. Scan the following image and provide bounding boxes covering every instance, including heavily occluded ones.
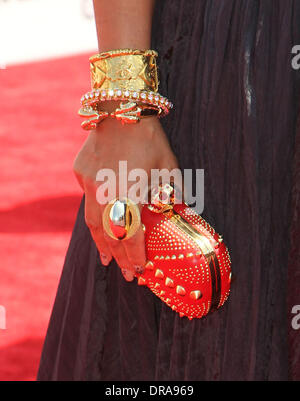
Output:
[120,268,135,282]
[123,224,147,274]
[103,232,135,281]
[84,193,112,266]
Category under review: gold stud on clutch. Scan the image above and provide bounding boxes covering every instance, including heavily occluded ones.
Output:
[138,277,147,286]
[165,277,175,288]
[145,261,154,270]
[155,269,164,279]
[190,290,202,300]
[176,285,186,296]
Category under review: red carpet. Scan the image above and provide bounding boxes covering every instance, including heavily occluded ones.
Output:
[0,54,90,380]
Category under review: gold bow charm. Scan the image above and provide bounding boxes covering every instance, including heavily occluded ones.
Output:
[111,102,142,124]
[78,106,109,130]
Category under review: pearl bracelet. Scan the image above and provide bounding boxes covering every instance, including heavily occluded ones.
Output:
[80,88,173,116]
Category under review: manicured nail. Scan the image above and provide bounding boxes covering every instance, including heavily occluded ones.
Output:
[134,265,145,274]
[100,253,110,266]
[121,269,134,282]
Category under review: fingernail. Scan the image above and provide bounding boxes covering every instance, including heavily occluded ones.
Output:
[100,253,110,266]
[134,265,145,274]
[121,269,134,282]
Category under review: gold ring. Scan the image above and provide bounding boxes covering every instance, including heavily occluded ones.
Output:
[102,198,141,240]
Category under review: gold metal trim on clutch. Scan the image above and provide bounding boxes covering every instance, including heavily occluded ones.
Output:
[169,211,215,257]
[166,208,222,311]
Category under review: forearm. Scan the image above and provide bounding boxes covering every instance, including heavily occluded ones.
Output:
[93,0,155,52]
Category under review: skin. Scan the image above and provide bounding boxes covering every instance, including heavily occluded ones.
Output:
[73,0,178,281]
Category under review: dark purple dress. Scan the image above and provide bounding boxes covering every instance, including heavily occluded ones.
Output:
[37,0,300,380]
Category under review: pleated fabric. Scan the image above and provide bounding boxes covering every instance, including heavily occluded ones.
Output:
[38,0,300,381]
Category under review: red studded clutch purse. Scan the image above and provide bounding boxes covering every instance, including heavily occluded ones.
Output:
[137,190,232,320]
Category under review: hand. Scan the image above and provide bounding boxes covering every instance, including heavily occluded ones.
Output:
[73,117,178,281]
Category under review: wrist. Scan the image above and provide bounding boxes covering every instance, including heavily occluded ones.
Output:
[93,112,159,137]
[98,100,121,114]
